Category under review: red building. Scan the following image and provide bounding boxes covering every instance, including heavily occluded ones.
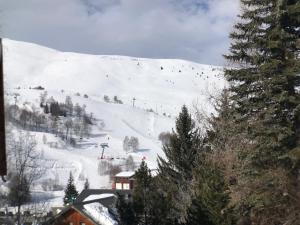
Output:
[46,192,118,225]
[49,205,95,225]
[112,171,135,190]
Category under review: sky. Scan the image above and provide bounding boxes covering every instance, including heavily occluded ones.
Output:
[0,0,240,65]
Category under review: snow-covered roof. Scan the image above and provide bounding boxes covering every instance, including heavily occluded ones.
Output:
[115,171,135,178]
[83,202,118,225]
[83,194,114,202]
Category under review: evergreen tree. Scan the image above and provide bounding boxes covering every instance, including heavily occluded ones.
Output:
[117,161,176,225]
[65,96,73,116]
[207,89,234,152]
[116,193,136,225]
[146,177,178,225]
[51,116,59,136]
[191,160,235,225]
[158,105,203,181]
[186,198,213,225]
[44,104,49,114]
[157,105,208,222]
[132,161,152,225]
[84,178,90,190]
[226,0,300,167]
[225,0,300,223]
[63,172,78,205]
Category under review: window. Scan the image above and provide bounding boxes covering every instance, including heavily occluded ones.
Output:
[123,183,130,190]
[116,183,122,190]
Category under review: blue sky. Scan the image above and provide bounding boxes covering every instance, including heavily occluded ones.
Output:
[0,0,240,65]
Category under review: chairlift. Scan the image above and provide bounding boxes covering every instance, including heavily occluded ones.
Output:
[100,143,109,159]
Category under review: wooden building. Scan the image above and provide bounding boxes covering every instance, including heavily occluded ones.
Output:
[48,205,96,225]
[46,190,118,225]
[112,171,135,190]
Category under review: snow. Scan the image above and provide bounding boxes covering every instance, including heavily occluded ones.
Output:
[83,202,118,225]
[1,38,226,208]
[83,194,115,202]
[115,171,135,178]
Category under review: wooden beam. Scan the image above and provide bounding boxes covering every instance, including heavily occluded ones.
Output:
[0,38,7,179]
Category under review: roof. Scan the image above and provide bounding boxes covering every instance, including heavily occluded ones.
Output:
[47,189,135,225]
[75,189,132,205]
[83,202,117,225]
[46,201,117,225]
[115,171,135,178]
[83,194,114,202]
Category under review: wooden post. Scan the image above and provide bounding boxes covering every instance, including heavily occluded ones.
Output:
[0,38,7,180]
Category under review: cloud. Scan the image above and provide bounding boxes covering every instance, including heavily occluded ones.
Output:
[0,0,240,65]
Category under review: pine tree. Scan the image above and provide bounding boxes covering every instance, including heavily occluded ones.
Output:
[225,0,300,223]
[186,198,213,225]
[117,160,176,225]
[116,193,136,225]
[226,0,300,167]
[64,172,78,205]
[191,160,235,225]
[84,178,90,190]
[65,96,73,116]
[44,104,49,114]
[146,177,178,225]
[157,105,208,222]
[207,89,233,152]
[132,161,152,225]
[158,105,203,181]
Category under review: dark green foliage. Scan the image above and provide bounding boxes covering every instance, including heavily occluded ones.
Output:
[63,172,78,205]
[186,198,214,225]
[206,89,236,152]
[192,161,235,225]
[157,105,209,223]
[158,105,204,183]
[146,184,176,225]
[49,102,61,117]
[225,0,300,168]
[44,104,49,114]
[132,161,152,225]
[225,0,300,223]
[116,193,136,225]
[123,105,236,225]
[117,161,177,225]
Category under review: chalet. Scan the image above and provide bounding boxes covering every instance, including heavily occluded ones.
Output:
[112,171,135,190]
[46,191,118,225]
[46,204,100,225]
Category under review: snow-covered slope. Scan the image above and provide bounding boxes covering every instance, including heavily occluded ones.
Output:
[3,39,225,116]
[2,39,226,206]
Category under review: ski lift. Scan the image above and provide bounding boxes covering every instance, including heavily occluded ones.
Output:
[100,143,109,159]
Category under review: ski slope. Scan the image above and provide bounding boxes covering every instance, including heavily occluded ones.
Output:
[2,39,226,206]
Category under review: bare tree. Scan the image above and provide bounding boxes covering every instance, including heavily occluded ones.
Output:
[7,131,45,225]
[158,132,171,146]
[125,155,136,171]
[123,136,130,153]
[39,91,48,107]
[64,118,73,141]
[129,136,139,152]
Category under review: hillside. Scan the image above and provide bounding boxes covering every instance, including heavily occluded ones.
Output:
[2,39,226,206]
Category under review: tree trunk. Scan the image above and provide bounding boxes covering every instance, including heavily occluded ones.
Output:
[17,204,21,225]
